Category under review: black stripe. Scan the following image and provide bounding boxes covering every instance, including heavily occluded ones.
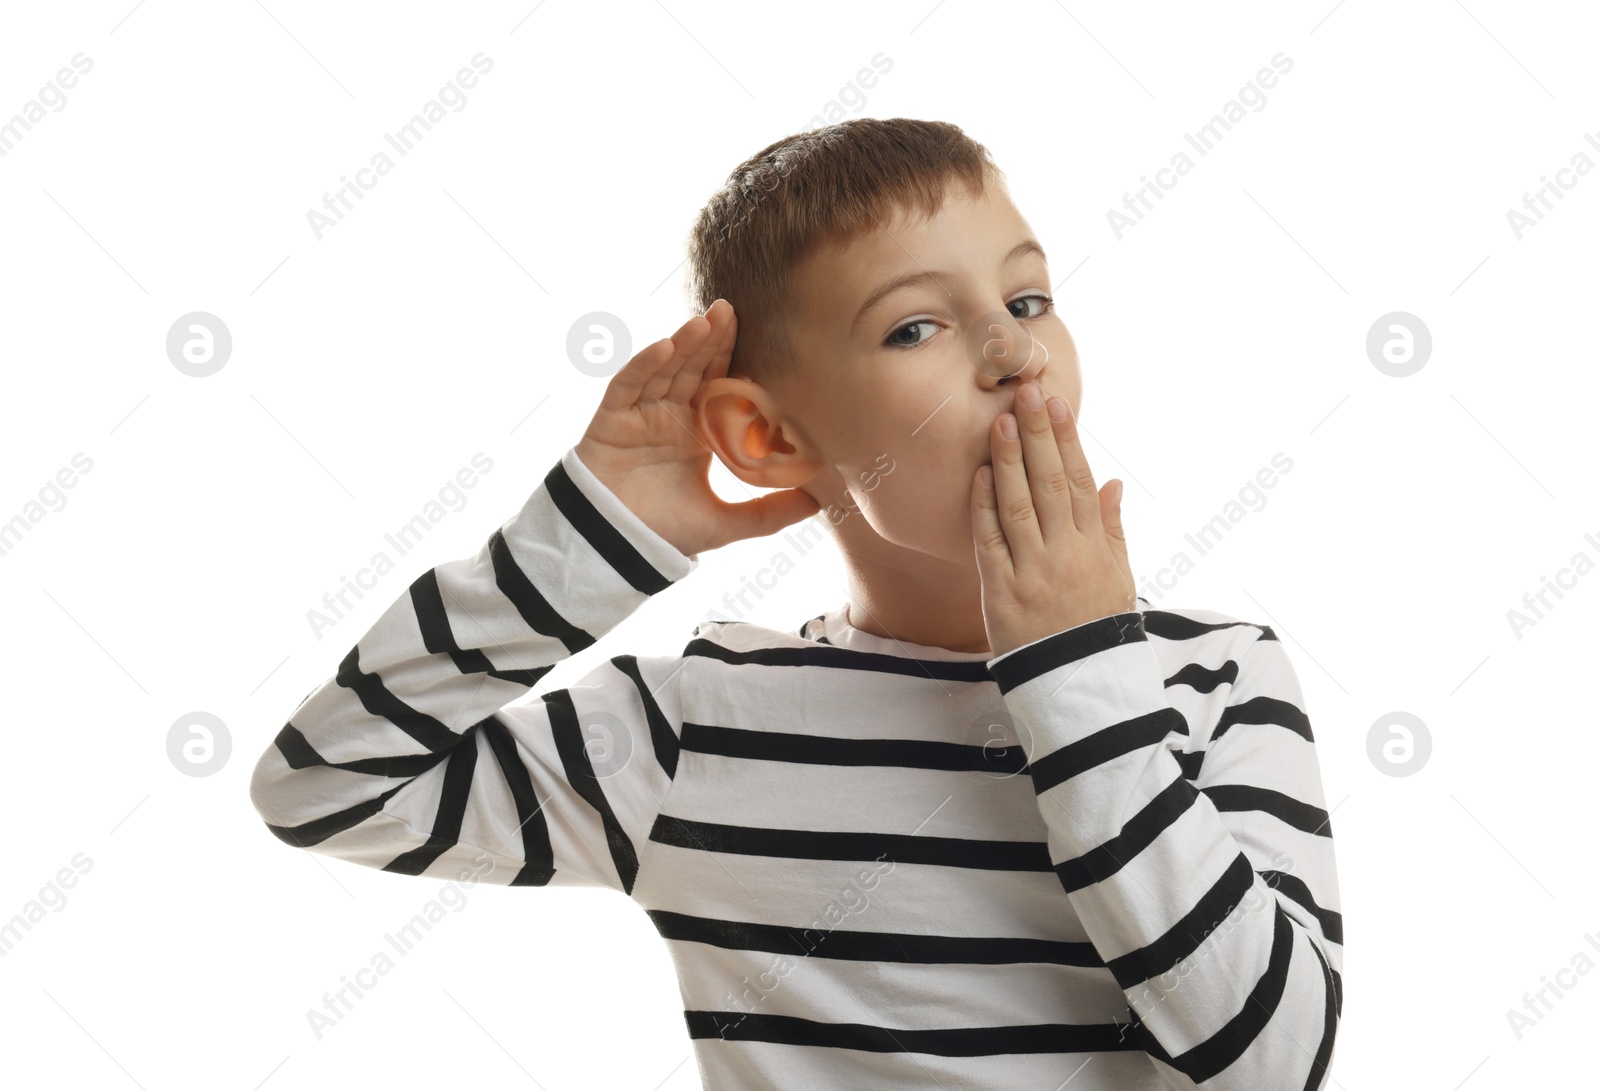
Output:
[1170,903,1296,1082]
[543,458,675,595]
[1260,870,1344,945]
[683,1010,1145,1056]
[1054,775,1198,893]
[487,528,595,657]
[1142,610,1270,643]
[1105,852,1256,989]
[988,612,1146,695]
[1029,708,1183,793]
[649,816,1053,872]
[1167,658,1238,694]
[480,715,557,886]
[272,722,452,779]
[382,734,479,876]
[683,638,992,683]
[547,689,641,894]
[337,642,460,752]
[645,908,1103,966]
[1173,750,1205,781]
[411,569,551,688]
[680,722,1027,776]
[1214,695,1315,744]
[609,655,681,780]
[1301,933,1340,1091]
[271,722,324,769]
[1204,785,1332,836]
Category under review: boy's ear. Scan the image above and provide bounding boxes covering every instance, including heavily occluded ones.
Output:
[695,376,818,490]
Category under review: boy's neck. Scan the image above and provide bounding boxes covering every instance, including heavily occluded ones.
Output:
[838,545,991,655]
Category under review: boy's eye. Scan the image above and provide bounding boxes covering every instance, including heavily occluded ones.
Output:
[1008,294,1055,320]
[883,295,1056,352]
[885,320,938,350]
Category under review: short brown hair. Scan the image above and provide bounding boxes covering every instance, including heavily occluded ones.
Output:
[683,117,1005,388]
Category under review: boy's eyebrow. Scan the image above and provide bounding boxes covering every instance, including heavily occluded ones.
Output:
[849,239,1048,337]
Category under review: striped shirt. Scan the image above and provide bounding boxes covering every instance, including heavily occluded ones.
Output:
[250,445,1344,1089]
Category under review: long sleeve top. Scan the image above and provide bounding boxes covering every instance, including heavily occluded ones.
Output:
[250,445,1344,1090]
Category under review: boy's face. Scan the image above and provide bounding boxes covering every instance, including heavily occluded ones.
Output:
[764,180,1082,568]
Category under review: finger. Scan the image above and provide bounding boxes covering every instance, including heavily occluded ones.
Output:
[970,463,1015,584]
[990,411,1042,561]
[601,306,712,407]
[1099,479,1137,609]
[1013,382,1073,543]
[708,486,821,552]
[642,309,718,404]
[668,299,734,406]
[701,301,738,384]
[1051,394,1104,534]
[599,334,677,412]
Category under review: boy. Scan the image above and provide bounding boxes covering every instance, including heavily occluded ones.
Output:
[251,117,1342,1089]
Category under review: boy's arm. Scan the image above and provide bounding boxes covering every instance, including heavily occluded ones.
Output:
[249,446,697,893]
[988,611,1342,1090]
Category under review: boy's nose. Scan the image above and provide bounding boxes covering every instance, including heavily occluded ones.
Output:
[991,338,1047,390]
[967,309,1047,389]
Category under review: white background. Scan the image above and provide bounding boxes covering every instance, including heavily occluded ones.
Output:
[1,1,1596,1087]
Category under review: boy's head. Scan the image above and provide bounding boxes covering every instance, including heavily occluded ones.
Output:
[687,117,1082,573]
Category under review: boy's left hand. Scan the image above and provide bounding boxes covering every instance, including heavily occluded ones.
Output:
[971,380,1137,659]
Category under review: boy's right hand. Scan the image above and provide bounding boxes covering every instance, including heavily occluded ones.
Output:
[572,299,821,559]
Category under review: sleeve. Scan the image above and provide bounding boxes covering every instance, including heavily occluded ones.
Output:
[986,610,1342,1090]
[248,446,698,895]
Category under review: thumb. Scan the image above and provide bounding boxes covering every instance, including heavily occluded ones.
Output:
[1100,479,1126,545]
[716,487,822,546]
[1100,479,1135,591]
